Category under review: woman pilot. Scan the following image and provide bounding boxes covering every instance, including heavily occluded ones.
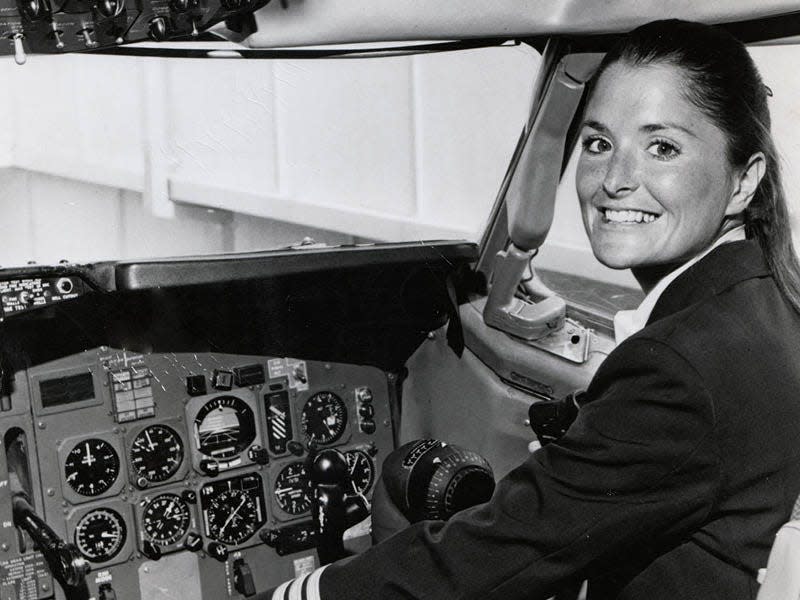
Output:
[266,19,800,599]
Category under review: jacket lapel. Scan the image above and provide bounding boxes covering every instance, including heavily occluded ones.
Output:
[647,240,771,326]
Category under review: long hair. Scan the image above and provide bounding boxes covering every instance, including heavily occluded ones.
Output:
[591,19,800,313]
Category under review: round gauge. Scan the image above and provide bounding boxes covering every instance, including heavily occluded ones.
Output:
[274,462,312,515]
[301,391,348,445]
[142,494,191,546]
[194,396,256,460]
[64,438,120,497]
[130,425,184,485]
[204,489,262,545]
[345,450,375,494]
[74,508,127,563]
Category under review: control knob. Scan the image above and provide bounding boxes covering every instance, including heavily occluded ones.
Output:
[381,439,495,523]
[147,16,168,41]
[22,0,46,20]
[96,0,121,17]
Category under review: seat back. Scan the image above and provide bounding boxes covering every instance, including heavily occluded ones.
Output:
[757,496,800,600]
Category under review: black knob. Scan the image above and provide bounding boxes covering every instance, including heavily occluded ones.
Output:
[233,559,256,597]
[287,441,304,456]
[360,421,376,435]
[181,490,197,504]
[309,449,348,485]
[207,541,229,562]
[147,16,168,41]
[183,532,203,552]
[141,540,162,561]
[96,0,119,17]
[99,583,117,600]
[199,459,220,477]
[259,528,279,548]
[247,445,269,465]
[23,0,45,20]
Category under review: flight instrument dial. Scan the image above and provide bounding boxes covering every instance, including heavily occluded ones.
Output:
[200,474,266,545]
[74,508,127,563]
[130,425,184,485]
[274,462,312,516]
[142,494,191,546]
[64,438,120,497]
[301,391,347,445]
[345,449,375,494]
[194,395,257,460]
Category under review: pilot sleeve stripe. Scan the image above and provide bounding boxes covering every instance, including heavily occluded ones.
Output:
[271,580,292,600]
[306,565,329,600]
[269,565,328,600]
[288,573,310,600]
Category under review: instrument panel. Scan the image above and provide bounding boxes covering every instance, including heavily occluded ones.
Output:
[0,349,394,599]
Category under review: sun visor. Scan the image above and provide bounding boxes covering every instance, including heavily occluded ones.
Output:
[244,0,800,48]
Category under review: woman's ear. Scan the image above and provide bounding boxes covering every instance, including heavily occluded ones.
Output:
[726,152,766,216]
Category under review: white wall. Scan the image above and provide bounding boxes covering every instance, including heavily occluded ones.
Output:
[0,168,358,267]
[0,45,538,265]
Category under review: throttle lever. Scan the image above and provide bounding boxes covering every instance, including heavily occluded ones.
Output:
[12,493,91,593]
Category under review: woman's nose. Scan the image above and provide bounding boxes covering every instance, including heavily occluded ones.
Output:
[602,149,639,198]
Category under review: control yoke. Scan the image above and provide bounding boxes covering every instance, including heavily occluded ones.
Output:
[306,448,370,566]
[7,436,91,600]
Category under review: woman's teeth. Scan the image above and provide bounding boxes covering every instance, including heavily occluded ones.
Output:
[603,209,658,223]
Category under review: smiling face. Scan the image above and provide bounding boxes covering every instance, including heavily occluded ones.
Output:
[576,62,742,282]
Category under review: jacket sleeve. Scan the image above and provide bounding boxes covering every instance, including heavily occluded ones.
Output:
[282,337,721,600]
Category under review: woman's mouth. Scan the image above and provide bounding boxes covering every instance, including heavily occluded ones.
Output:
[601,208,660,224]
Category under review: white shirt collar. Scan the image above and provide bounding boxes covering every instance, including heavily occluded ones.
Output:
[613,226,747,344]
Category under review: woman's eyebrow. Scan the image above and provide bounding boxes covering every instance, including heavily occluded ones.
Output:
[580,119,607,132]
[641,123,698,139]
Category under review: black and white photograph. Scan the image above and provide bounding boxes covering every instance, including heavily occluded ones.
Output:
[0,2,799,599]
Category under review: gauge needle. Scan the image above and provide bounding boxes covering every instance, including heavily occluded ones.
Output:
[82,442,96,466]
[146,431,156,450]
[221,496,246,533]
[100,532,116,538]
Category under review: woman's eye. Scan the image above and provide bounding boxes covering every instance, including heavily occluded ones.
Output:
[582,137,611,154]
[647,139,680,159]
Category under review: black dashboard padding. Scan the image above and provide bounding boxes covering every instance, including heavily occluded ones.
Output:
[0,242,476,372]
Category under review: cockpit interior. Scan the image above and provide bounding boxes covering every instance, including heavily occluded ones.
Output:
[1,2,799,599]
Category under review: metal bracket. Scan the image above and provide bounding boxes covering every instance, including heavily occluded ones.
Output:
[483,243,566,340]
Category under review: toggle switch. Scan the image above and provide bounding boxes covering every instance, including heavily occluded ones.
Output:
[79,27,97,47]
[51,22,64,49]
[11,33,26,65]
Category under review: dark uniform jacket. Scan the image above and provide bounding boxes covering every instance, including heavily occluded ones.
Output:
[317,240,800,599]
